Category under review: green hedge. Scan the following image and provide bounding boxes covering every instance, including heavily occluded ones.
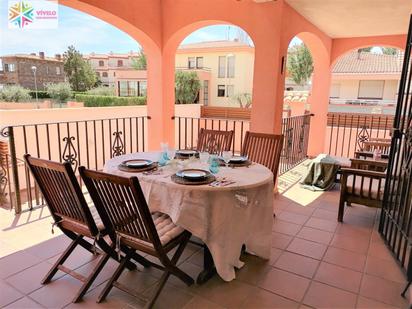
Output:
[29,91,50,99]
[75,94,146,107]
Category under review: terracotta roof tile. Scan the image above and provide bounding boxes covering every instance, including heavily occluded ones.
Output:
[332,51,403,74]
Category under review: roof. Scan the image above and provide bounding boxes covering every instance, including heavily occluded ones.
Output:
[178,40,253,50]
[84,52,140,59]
[0,54,62,62]
[332,51,404,74]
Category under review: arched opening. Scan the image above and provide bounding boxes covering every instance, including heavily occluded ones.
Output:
[330,46,403,115]
[171,24,255,151]
[284,36,313,117]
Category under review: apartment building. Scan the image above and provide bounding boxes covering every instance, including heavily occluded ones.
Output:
[0,52,65,90]
[84,51,141,87]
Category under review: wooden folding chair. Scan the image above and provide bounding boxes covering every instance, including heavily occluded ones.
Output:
[79,167,194,308]
[196,128,234,155]
[24,155,147,303]
[241,131,284,185]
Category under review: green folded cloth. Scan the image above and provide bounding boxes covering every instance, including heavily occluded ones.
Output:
[300,154,340,191]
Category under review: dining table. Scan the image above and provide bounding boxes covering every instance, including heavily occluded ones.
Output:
[103,151,274,283]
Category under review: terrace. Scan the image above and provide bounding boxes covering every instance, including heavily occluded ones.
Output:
[0,0,411,308]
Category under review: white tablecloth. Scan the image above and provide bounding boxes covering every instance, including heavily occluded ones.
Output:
[104,152,274,281]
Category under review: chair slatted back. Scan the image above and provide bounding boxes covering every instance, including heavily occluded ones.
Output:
[196,129,234,155]
[24,155,98,235]
[241,132,284,182]
[79,168,162,249]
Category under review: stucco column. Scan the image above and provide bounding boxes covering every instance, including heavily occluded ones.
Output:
[307,58,331,156]
[146,49,175,150]
[251,38,284,134]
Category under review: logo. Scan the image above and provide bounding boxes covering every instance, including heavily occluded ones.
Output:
[8,1,58,29]
[8,1,34,28]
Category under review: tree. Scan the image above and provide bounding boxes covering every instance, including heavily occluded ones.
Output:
[175,71,201,104]
[0,85,31,102]
[357,47,372,53]
[381,47,398,55]
[46,82,72,103]
[63,46,98,91]
[231,93,252,108]
[287,43,313,86]
[131,49,147,70]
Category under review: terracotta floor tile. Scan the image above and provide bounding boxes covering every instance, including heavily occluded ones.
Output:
[314,261,362,293]
[316,201,339,212]
[368,242,394,261]
[240,287,299,308]
[365,256,406,284]
[323,247,367,272]
[331,233,370,254]
[182,295,224,309]
[344,213,375,229]
[286,238,327,260]
[258,268,310,301]
[3,297,44,309]
[347,205,377,219]
[312,208,337,221]
[0,280,23,307]
[284,204,315,216]
[144,283,195,309]
[193,276,257,308]
[272,232,293,249]
[24,235,71,260]
[0,251,43,279]
[360,274,408,308]
[297,226,334,245]
[274,251,320,278]
[277,211,309,225]
[335,224,372,239]
[303,281,357,309]
[305,217,338,233]
[236,259,272,285]
[5,261,62,295]
[356,296,400,309]
[273,219,302,236]
[168,262,203,289]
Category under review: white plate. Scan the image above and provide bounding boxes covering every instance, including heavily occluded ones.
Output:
[229,156,247,163]
[176,169,209,179]
[124,159,153,168]
[177,149,197,155]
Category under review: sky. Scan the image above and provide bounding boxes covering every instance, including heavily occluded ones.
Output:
[0,3,253,56]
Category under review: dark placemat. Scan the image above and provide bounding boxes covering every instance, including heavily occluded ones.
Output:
[171,174,216,186]
[218,159,252,168]
[118,162,158,173]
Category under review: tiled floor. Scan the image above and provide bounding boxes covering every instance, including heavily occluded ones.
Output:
[0,163,410,309]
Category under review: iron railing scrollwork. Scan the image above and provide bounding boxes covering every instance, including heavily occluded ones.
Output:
[0,115,149,213]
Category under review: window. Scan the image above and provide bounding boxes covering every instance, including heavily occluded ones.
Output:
[203,80,209,106]
[96,72,100,77]
[196,57,203,69]
[358,80,384,99]
[118,80,147,97]
[226,85,234,97]
[113,72,116,77]
[227,55,235,78]
[117,60,123,67]
[188,57,196,69]
[330,83,340,98]
[218,56,226,78]
[56,66,61,75]
[217,85,225,97]
[98,60,104,67]
[102,72,108,77]
[5,63,15,72]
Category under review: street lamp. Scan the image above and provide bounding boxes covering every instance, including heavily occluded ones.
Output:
[31,66,39,108]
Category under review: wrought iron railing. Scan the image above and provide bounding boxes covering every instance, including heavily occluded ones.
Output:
[326,112,394,157]
[172,113,313,175]
[0,116,150,213]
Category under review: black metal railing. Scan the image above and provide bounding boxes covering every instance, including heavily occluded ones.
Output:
[0,116,150,213]
[173,113,313,175]
[326,112,394,157]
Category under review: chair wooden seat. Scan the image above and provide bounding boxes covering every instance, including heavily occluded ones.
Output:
[79,168,194,308]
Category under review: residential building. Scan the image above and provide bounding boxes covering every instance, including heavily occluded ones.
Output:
[84,51,140,87]
[330,50,402,105]
[175,40,254,107]
[0,52,65,90]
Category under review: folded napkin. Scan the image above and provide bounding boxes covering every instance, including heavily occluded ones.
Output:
[209,177,236,187]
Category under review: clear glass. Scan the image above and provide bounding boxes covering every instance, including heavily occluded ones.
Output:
[199,152,210,164]
[222,151,232,167]
[167,148,176,160]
